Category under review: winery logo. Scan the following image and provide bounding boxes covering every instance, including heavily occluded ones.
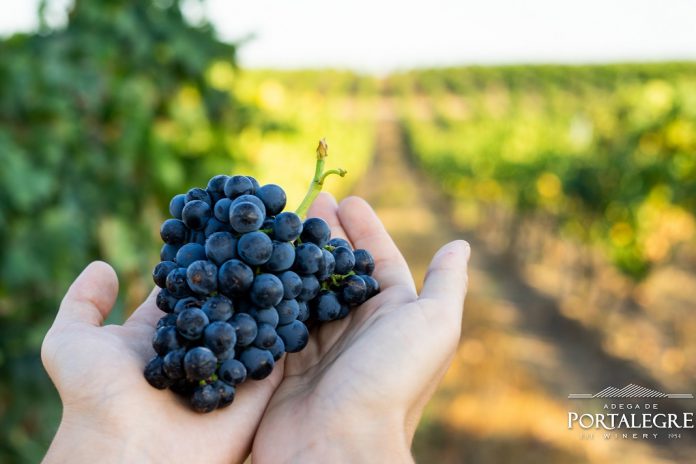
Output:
[568,383,694,399]
[567,384,695,441]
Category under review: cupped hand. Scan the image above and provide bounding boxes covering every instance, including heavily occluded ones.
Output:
[41,263,283,464]
[252,193,470,463]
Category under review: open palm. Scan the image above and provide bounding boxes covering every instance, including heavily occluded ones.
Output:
[41,263,283,464]
[253,194,470,462]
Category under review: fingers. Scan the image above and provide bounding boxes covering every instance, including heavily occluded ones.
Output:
[418,240,470,321]
[306,192,348,241]
[125,287,163,328]
[338,196,416,295]
[54,261,119,328]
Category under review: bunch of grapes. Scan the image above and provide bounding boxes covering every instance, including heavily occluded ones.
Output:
[144,173,379,412]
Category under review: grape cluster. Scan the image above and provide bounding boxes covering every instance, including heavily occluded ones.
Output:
[144,175,379,412]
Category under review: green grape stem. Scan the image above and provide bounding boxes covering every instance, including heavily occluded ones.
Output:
[295,139,347,219]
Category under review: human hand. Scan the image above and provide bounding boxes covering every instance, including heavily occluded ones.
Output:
[41,262,283,464]
[252,193,470,463]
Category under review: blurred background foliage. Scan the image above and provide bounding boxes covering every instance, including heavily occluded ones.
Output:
[1,0,696,463]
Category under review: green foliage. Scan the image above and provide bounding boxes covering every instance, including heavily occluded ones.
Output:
[392,63,696,280]
[0,1,250,461]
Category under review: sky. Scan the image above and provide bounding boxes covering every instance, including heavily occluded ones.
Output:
[2,0,696,73]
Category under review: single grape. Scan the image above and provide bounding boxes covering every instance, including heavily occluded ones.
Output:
[160,243,180,262]
[207,174,229,202]
[314,291,342,321]
[230,201,264,234]
[152,326,181,355]
[268,335,286,361]
[204,217,227,238]
[231,194,267,217]
[156,288,178,313]
[264,241,295,272]
[336,302,350,320]
[166,267,191,298]
[186,260,218,294]
[160,219,188,245]
[239,347,275,380]
[232,313,258,347]
[332,246,355,274]
[276,298,300,325]
[153,260,177,288]
[297,301,309,322]
[216,346,236,361]
[224,175,254,199]
[201,294,233,321]
[253,322,277,349]
[218,359,247,386]
[190,384,220,413]
[300,217,331,247]
[213,198,232,223]
[144,356,171,389]
[203,321,237,354]
[250,273,284,308]
[361,274,380,298]
[170,379,196,397]
[174,296,202,314]
[162,348,186,380]
[176,307,209,340]
[272,211,303,242]
[246,176,260,193]
[237,231,273,266]
[328,237,352,250]
[185,187,212,207]
[156,313,178,329]
[255,184,286,216]
[342,274,368,305]
[182,199,211,230]
[169,194,186,219]
[218,259,254,296]
[255,307,280,328]
[353,249,375,275]
[278,270,302,299]
[293,242,323,274]
[317,248,335,280]
[184,346,217,381]
[297,274,320,302]
[214,380,236,408]
[205,231,237,265]
[276,320,309,353]
[175,243,207,267]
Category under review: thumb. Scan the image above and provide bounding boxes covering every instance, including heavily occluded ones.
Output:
[53,261,119,329]
[418,240,470,319]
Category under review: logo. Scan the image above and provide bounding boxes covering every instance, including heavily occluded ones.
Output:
[567,384,695,441]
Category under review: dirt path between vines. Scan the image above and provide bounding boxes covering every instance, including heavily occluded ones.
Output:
[349,98,696,464]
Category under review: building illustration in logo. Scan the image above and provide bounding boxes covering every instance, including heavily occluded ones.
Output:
[568,383,694,399]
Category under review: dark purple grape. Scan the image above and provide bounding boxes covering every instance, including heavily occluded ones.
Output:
[176,307,209,340]
[166,267,191,298]
[237,231,273,266]
[264,241,295,272]
[174,296,202,314]
[297,301,309,322]
[268,335,286,361]
[278,270,302,299]
[361,274,380,298]
[250,273,284,308]
[186,187,212,206]
[298,274,320,302]
[204,217,227,238]
[160,243,180,262]
[152,326,181,355]
[186,260,218,294]
[353,249,375,275]
[231,194,267,216]
[144,356,171,389]
[230,202,264,234]
[317,249,335,280]
[170,379,195,396]
[203,321,237,354]
[328,237,352,250]
[184,346,217,381]
[153,261,177,288]
[239,347,274,380]
[169,194,186,219]
[175,243,206,267]
[201,295,233,322]
[190,230,206,245]
[218,359,247,386]
[300,217,331,247]
[253,323,277,349]
[213,198,232,223]
[190,383,219,413]
[276,320,309,353]
[247,176,260,193]
[217,346,236,361]
[156,288,178,313]
[160,219,187,245]
[342,275,368,305]
[293,243,323,274]
[273,211,303,242]
[332,246,355,274]
[215,380,236,408]
[182,200,212,230]
[276,299,299,325]
[218,259,254,296]
[162,348,186,380]
[207,175,229,202]
[255,184,286,216]
[224,175,254,199]
[314,290,342,321]
[336,302,350,320]
[156,313,178,329]
[232,313,258,347]
[255,307,280,328]
[205,231,237,265]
